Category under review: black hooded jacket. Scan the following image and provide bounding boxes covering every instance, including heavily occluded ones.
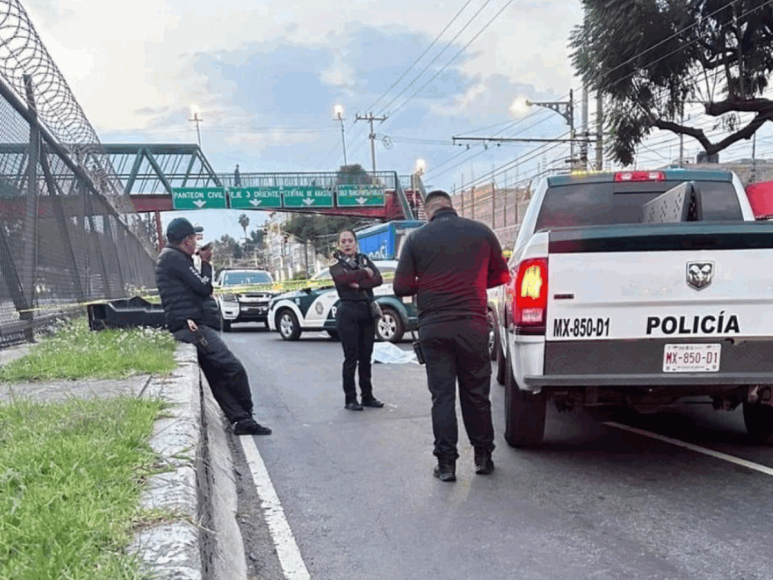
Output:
[155,245,214,332]
[329,251,383,301]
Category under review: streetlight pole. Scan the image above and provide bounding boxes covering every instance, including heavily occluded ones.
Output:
[526,89,577,170]
[334,105,348,166]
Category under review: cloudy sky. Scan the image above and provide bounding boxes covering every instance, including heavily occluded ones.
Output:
[21,0,768,241]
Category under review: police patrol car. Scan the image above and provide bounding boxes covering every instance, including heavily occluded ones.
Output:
[267,260,417,342]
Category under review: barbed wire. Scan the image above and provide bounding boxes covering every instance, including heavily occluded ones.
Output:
[0,0,132,211]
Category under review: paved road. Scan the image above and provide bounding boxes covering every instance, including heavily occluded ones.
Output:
[225,325,773,580]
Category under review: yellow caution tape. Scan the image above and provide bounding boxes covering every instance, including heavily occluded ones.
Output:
[213,272,396,296]
[14,272,399,315]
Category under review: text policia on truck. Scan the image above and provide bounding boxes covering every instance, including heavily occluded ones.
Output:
[492,169,773,447]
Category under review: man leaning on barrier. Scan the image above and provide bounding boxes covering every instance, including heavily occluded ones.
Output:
[155,217,271,436]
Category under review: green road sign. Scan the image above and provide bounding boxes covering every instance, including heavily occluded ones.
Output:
[281,186,334,208]
[171,187,227,210]
[337,184,386,206]
[229,187,282,209]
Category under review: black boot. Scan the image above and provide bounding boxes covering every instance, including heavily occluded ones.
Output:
[361,396,384,408]
[433,460,456,482]
[474,448,494,475]
[344,399,363,411]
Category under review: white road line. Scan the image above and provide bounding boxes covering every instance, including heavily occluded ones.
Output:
[239,436,311,580]
[604,421,773,477]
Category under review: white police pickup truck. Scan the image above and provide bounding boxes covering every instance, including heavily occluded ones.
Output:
[495,168,773,447]
[267,260,418,342]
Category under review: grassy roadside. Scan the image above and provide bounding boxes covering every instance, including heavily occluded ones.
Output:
[0,318,178,579]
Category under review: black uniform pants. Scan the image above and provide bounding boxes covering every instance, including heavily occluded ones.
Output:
[335,301,376,403]
[173,325,254,423]
[419,317,495,461]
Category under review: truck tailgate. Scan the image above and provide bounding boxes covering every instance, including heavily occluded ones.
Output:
[540,223,773,380]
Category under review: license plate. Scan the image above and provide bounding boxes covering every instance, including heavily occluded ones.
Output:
[663,344,721,373]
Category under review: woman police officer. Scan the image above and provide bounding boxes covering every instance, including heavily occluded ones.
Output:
[330,229,386,410]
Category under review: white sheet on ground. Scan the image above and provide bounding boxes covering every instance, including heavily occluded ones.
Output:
[372,341,418,364]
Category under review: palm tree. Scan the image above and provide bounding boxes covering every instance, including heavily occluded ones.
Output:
[238,214,250,239]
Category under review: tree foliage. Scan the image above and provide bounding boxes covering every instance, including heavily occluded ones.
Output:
[212,234,240,264]
[570,0,773,165]
[283,214,366,255]
[237,213,250,238]
[336,164,373,185]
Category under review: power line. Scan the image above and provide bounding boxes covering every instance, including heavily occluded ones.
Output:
[376,0,496,116]
[339,0,493,167]
[366,0,476,113]
[386,0,515,120]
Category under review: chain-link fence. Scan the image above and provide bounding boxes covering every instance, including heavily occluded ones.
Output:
[0,0,156,346]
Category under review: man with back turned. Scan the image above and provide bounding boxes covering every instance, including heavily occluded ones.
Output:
[394,190,509,482]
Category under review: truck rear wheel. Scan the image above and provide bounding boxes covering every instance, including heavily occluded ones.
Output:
[743,402,773,445]
[495,346,506,386]
[504,346,546,447]
[487,309,500,361]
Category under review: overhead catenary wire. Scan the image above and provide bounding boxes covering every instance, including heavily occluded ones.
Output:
[366,0,476,113]
[335,0,494,167]
[341,0,772,183]
[385,0,515,120]
[375,0,497,117]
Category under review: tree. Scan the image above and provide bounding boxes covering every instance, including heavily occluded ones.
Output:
[570,0,773,166]
[284,214,365,257]
[238,213,250,239]
[212,234,240,267]
[336,164,373,185]
[248,227,265,248]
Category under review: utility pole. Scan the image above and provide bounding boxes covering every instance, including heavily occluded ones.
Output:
[524,90,576,170]
[581,86,589,170]
[596,93,603,170]
[189,107,203,149]
[355,112,388,178]
[679,102,685,168]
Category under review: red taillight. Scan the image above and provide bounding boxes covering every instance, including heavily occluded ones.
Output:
[614,171,665,182]
[512,258,548,327]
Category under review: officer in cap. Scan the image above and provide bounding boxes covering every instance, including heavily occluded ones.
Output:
[155,217,271,436]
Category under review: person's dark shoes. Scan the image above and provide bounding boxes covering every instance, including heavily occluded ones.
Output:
[233,418,272,436]
[474,449,495,475]
[361,396,384,408]
[433,460,456,482]
[344,401,363,411]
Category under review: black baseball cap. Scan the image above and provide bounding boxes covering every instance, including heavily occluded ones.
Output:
[166,217,203,242]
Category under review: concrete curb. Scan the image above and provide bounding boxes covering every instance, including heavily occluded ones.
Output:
[129,344,246,580]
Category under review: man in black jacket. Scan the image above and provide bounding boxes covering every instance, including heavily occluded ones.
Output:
[394,191,508,481]
[156,217,271,436]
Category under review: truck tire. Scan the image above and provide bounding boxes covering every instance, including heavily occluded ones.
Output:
[487,309,500,362]
[277,310,302,341]
[743,402,773,445]
[326,329,340,341]
[504,345,546,447]
[376,307,404,342]
[495,349,506,386]
[222,320,232,332]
